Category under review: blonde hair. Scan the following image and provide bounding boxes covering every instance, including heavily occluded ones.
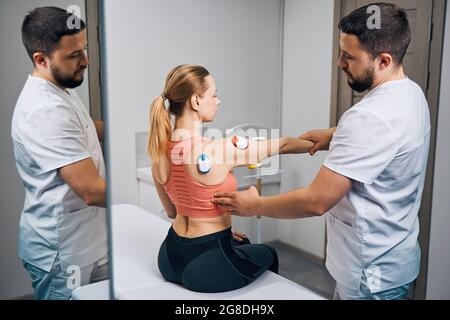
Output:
[148,64,210,163]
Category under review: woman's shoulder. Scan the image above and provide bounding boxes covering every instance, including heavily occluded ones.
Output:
[184,137,233,186]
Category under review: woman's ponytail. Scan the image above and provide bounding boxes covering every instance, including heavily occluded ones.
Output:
[148,95,172,163]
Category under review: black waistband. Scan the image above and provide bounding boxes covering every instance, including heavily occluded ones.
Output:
[168,226,232,244]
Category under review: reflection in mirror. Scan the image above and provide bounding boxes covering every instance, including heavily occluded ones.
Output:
[1,1,109,300]
[101,0,327,300]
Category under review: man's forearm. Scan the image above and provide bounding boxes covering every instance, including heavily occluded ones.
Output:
[85,177,106,208]
[252,164,351,219]
[255,187,323,219]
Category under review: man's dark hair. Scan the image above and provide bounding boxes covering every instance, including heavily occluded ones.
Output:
[21,6,86,64]
[339,2,411,65]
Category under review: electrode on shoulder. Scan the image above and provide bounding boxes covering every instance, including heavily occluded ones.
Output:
[232,136,249,150]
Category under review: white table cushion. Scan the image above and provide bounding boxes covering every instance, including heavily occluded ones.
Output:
[121,271,323,300]
[71,280,110,300]
[75,204,325,300]
[112,204,170,295]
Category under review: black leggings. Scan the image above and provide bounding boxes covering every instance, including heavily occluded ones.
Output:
[157,226,279,293]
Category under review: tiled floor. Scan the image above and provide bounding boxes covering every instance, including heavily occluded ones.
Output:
[266,240,336,300]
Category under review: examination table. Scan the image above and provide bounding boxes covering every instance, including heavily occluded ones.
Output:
[72,204,324,300]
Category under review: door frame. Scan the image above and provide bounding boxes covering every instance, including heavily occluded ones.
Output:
[85,0,102,121]
[329,0,447,300]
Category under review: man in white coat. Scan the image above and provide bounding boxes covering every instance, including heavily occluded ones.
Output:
[11,6,108,300]
[213,3,430,300]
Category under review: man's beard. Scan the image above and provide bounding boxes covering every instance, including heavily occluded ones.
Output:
[51,64,86,89]
[345,66,375,93]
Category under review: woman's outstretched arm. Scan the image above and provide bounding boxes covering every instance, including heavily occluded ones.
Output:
[279,137,314,155]
[215,136,314,169]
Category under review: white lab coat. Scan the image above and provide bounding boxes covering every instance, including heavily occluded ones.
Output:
[323,78,430,293]
[11,75,107,272]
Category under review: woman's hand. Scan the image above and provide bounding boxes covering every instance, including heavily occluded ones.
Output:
[232,230,248,242]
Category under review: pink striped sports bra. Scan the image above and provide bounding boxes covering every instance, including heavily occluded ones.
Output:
[163,137,238,218]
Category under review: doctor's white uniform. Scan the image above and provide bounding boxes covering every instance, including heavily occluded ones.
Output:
[323,78,430,299]
[11,75,108,299]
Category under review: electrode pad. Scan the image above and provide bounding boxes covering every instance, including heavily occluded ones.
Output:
[197,154,211,174]
[232,136,249,150]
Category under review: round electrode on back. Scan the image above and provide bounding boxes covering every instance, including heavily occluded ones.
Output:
[232,136,249,150]
[197,154,211,174]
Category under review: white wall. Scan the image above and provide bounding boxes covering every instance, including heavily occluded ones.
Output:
[0,0,89,299]
[102,0,283,208]
[278,0,335,259]
[426,1,450,300]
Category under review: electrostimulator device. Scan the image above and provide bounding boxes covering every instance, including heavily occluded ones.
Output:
[232,135,249,150]
[197,154,211,174]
